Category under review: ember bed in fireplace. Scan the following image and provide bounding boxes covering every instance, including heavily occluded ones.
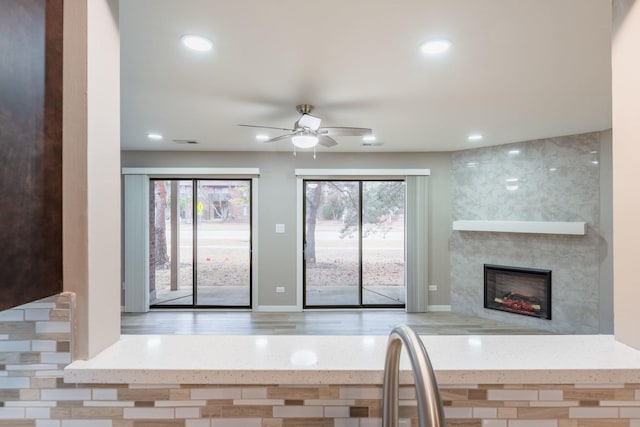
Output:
[484,264,551,319]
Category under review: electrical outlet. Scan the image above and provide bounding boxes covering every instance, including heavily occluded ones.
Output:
[428,285,437,291]
[276,286,285,293]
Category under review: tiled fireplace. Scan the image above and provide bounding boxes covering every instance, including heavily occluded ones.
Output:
[450,131,610,333]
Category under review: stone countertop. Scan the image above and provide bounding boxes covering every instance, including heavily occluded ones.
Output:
[64,334,640,385]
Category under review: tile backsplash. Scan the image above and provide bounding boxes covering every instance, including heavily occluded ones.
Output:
[2,292,639,426]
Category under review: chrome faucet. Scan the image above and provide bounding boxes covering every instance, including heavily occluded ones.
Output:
[383,325,446,427]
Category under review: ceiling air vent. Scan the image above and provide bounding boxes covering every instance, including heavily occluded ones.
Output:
[173,139,199,145]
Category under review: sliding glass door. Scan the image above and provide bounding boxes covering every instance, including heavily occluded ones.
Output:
[362,181,406,305]
[303,180,405,308]
[149,179,251,308]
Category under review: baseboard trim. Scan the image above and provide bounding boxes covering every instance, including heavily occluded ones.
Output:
[254,305,302,312]
[428,305,451,312]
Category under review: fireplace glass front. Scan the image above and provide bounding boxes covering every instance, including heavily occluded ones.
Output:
[484,264,551,319]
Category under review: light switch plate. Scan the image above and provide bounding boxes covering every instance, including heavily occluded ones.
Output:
[275,224,285,233]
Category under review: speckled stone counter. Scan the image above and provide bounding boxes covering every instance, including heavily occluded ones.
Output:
[64,334,640,385]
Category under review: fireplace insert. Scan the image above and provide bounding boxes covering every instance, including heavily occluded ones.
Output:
[484,264,551,319]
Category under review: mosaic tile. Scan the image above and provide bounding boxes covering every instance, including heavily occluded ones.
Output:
[268,387,321,400]
[517,407,569,419]
[191,388,241,400]
[240,388,267,399]
[220,405,272,418]
[60,422,112,427]
[568,407,619,418]
[175,407,199,418]
[323,406,349,418]
[123,407,175,419]
[211,418,261,427]
[509,421,557,427]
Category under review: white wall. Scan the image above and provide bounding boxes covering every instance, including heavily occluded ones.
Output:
[612,0,640,349]
[121,150,452,308]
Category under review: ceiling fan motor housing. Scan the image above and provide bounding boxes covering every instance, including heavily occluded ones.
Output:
[296,104,313,114]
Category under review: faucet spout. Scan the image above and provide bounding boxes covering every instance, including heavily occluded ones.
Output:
[382,325,446,427]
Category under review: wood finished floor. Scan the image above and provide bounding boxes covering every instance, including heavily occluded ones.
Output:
[121,310,553,335]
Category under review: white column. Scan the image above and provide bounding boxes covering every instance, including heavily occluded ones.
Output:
[63,0,121,359]
[612,0,640,349]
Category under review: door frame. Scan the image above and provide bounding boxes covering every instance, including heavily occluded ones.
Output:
[301,179,406,309]
[295,169,430,311]
[148,178,253,309]
[121,168,259,312]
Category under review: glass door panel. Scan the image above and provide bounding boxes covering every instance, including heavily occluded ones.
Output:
[150,180,193,306]
[362,181,406,305]
[304,181,360,306]
[195,180,251,307]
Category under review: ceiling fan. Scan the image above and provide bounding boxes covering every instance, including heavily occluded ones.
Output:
[238,104,373,149]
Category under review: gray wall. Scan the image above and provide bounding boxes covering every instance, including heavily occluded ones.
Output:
[450,130,613,333]
[121,151,452,308]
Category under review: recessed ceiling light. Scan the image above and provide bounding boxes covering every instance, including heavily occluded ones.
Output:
[505,178,519,183]
[508,149,520,155]
[147,133,163,140]
[181,34,213,52]
[256,134,269,141]
[420,39,451,55]
[362,135,377,142]
[468,134,483,141]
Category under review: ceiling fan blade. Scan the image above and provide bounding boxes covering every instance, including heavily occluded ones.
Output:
[319,127,372,137]
[264,133,295,144]
[318,135,338,148]
[238,124,294,132]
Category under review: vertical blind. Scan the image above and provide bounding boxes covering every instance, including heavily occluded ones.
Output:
[405,175,429,312]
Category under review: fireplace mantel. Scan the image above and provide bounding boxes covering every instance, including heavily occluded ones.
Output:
[452,220,586,235]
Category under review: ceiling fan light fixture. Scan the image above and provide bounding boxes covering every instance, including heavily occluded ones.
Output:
[291,134,319,148]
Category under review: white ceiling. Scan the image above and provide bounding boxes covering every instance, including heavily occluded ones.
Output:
[120,0,612,153]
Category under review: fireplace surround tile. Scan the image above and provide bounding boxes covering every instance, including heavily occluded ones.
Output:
[451,131,607,334]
